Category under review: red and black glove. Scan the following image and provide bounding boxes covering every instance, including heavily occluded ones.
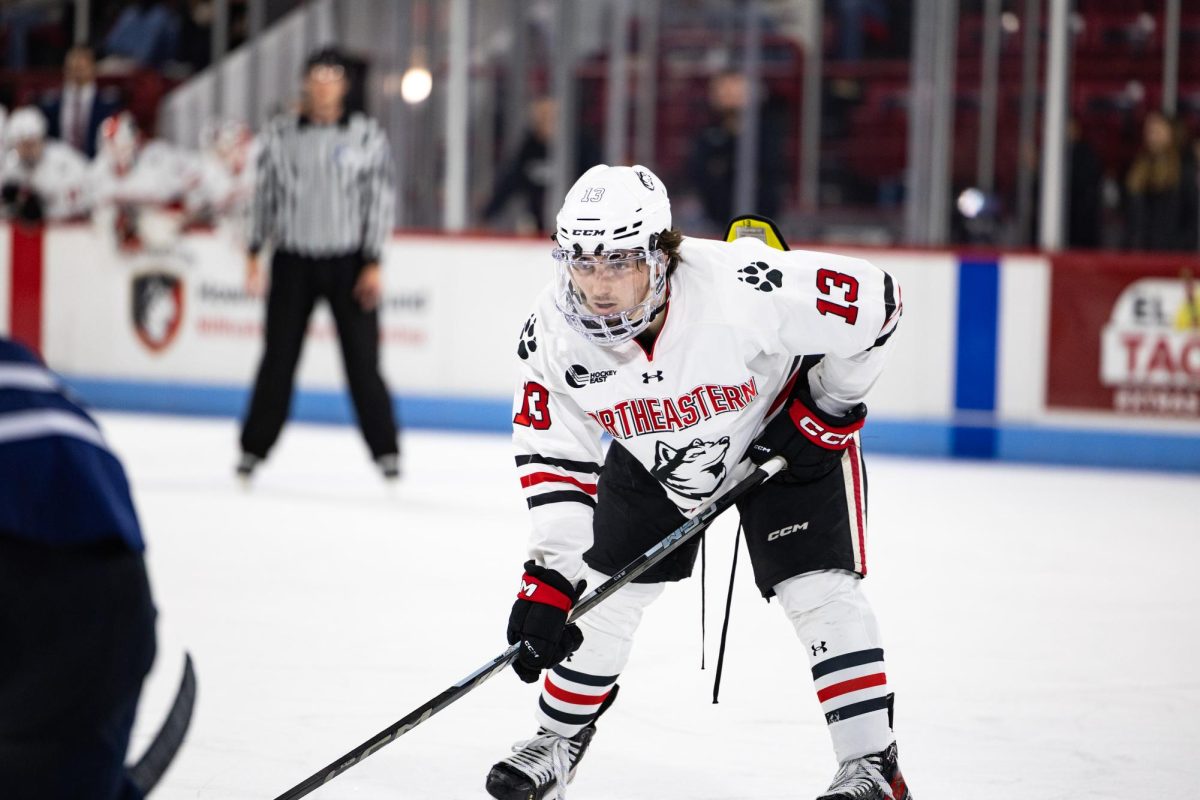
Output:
[749,369,866,483]
[507,561,585,683]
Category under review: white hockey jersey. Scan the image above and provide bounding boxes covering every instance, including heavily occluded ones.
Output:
[90,140,202,208]
[512,235,902,586]
[0,141,91,220]
[187,138,259,230]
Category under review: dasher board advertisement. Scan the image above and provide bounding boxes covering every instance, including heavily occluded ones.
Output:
[1046,253,1200,419]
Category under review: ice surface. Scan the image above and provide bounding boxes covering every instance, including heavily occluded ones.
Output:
[101,412,1200,799]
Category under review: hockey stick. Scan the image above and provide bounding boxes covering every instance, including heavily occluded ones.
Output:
[272,455,787,800]
[129,652,197,795]
[724,213,790,251]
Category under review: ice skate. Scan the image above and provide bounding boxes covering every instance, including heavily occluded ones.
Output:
[235,453,260,484]
[486,684,617,800]
[485,723,597,800]
[817,742,912,800]
[375,453,400,481]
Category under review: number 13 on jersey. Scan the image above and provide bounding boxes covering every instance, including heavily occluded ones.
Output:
[514,381,552,429]
[816,269,860,325]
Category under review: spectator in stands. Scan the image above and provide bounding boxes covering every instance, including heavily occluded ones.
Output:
[1,107,91,223]
[832,0,891,61]
[178,0,214,73]
[1123,110,1199,251]
[685,70,784,234]
[0,2,59,69]
[1067,116,1104,249]
[40,45,124,158]
[103,0,181,69]
[480,96,600,233]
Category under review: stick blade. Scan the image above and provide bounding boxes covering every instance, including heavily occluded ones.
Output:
[129,652,197,795]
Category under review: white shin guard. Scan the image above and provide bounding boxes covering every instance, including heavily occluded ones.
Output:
[774,570,894,762]
[536,571,665,737]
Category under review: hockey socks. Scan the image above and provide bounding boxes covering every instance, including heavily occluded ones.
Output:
[537,665,618,737]
[775,570,894,761]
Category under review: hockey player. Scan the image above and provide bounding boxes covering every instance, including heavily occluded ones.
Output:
[90,111,203,251]
[487,165,911,800]
[0,337,157,798]
[189,118,258,237]
[0,106,91,222]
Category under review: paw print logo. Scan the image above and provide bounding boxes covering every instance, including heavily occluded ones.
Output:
[517,315,538,360]
[737,261,784,292]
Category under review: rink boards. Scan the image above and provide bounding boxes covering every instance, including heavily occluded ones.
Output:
[1,222,1197,472]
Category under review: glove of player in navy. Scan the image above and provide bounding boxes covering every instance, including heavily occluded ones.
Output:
[749,370,866,483]
[507,561,585,683]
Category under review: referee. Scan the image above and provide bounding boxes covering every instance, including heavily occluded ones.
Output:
[239,47,401,481]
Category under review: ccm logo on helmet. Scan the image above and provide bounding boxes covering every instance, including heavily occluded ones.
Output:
[767,522,809,541]
[798,415,854,448]
[571,228,605,236]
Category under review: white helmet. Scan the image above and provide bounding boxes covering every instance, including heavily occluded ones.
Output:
[97,112,140,172]
[200,118,253,171]
[552,164,673,346]
[6,106,47,145]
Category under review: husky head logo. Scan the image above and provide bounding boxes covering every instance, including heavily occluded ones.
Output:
[650,436,730,500]
[132,271,183,352]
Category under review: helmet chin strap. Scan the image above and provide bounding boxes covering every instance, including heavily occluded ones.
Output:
[646,279,670,320]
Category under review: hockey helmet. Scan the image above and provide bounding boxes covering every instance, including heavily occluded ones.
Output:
[5,106,47,145]
[552,164,672,346]
[98,112,140,172]
[200,118,253,172]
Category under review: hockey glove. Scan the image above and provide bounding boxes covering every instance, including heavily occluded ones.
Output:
[749,375,866,484]
[507,561,585,683]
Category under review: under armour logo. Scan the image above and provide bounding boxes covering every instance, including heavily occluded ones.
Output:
[811,641,828,656]
[642,371,663,383]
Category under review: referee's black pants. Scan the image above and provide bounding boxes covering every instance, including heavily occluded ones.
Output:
[241,250,400,461]
[0,535,157,800]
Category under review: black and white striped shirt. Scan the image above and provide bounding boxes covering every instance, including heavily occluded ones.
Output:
[248,111,395,263]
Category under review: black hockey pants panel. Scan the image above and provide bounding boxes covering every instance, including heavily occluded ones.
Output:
[0,534,157,800]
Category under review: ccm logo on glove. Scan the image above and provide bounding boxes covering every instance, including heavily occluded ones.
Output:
[749,362,868,483]
[517,577,573,610]
[790,406,861,450]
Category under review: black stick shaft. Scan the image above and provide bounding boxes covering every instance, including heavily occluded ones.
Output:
[272,456,784,800]
[273,647,518,800]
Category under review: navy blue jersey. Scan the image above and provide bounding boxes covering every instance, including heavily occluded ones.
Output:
[0,338,144,552]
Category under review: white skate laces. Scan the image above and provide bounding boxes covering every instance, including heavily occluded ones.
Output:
[820,751,895,800]
[503,728,575,800]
